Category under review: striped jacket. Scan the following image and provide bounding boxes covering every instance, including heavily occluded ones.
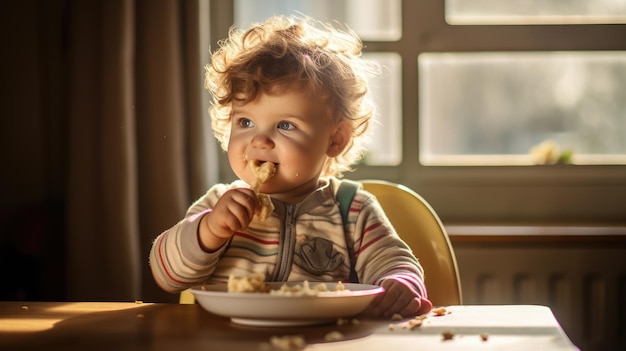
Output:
[149,177,427,299]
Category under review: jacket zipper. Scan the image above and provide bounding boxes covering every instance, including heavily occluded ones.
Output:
[273,203,297,281]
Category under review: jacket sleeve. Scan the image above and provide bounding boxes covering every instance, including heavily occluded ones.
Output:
[149,184,231,293]
[350,192,428,300]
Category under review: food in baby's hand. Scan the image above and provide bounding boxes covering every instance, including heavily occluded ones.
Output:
[250,161,276,220]
[250,161,276,191]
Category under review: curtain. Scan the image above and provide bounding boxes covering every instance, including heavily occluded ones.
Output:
[62,0,217,302]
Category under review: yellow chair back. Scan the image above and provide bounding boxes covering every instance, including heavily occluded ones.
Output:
[181,179,462,306]
[180,289,195,304]
[361,180,462,306]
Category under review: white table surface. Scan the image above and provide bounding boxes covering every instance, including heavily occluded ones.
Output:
[307,305,579,351]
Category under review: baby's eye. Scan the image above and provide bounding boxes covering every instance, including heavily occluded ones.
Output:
[237,118,254,128]
[277,121,295,131]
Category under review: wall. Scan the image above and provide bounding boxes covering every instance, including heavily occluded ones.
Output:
[450,226,626,351]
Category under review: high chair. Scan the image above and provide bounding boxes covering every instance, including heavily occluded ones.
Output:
[360,180,462,306]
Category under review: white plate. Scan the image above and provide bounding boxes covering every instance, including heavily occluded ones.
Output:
[190,282,384,326]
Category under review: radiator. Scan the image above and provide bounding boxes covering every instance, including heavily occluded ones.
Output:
[452,244,626,351]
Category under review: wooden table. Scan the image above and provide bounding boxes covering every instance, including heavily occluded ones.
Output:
[0,302,578,350]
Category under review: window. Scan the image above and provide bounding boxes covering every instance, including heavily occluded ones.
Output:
[446,0,626,25]
[234,0,401,41]
[211,0,626,224]
[362,53,402,166]
[419,51,626,166]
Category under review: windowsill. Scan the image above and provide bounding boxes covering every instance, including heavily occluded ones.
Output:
[446,224,626,244]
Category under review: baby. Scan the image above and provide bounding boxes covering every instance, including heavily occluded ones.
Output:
[150,15,432,318]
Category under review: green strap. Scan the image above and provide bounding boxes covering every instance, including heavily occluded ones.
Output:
[336,179,361,224]
[335,179,362,282]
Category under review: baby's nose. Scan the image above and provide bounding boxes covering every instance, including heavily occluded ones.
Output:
[251,133,275,149]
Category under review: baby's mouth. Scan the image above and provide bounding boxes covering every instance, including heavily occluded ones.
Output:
[250,161,277,184]
[252,160,278,170]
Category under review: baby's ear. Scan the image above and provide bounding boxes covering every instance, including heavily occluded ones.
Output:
[327,122,351,157]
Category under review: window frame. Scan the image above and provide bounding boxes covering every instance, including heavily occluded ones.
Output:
[210,0,626,224]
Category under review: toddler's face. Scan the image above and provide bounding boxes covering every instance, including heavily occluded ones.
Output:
[228,88,339,201]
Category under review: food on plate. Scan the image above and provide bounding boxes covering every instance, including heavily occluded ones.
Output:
[250,161,276,221]
[227,273,270,293]
[270,280,348,296]
[227,274,349,296]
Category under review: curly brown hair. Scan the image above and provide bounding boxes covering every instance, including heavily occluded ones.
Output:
[205,15,380,177]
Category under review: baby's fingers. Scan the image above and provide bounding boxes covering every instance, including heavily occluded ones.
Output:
[226,189,259,226]
[211,189,257,232]
[367,279,422,318]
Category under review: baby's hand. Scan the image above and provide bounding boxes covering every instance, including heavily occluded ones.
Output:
[365,278,432,318]
[199,188,258,251]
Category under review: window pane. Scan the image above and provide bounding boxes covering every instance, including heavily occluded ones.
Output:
[234,0,401,41]
[363,53,402,166]
[419,52,626,166]
[446,0,626,25]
